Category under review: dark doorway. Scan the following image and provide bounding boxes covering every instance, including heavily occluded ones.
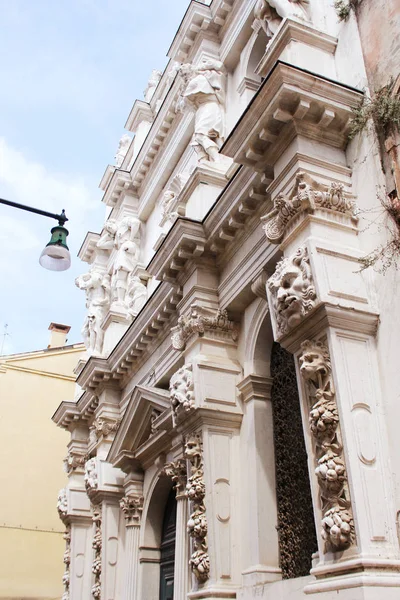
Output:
[159,488,177,600]
[270,342,318,579]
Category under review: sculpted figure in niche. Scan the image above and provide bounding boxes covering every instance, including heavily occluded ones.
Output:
[115,134,132,168]
[268,247,316,336]
[75,267,110,355]
[96,219,117,251]
[179,58,225,164]
[111,216,141,308]
[126,274,147,317]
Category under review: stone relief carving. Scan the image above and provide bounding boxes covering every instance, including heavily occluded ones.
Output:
[267,246,317,336]
[161,171,191,222]
[91,503,102,599]
[84,458,98,493]
[96,219,117,252]
[164,459,187,496]
[170,363,195,425]
[115,134,132,168]
[120,495,144,526]
[57,488,68,520]
[144,69,162,102]
[89,417,121,446]
[75,266,111,356]
[171,304,238,351]
[184,433,210,583]
[110,216,141,310]
[64,450,86,474]
[299,339,355,552]
[254,0,309,37]
[126,274,147,318]
[177,58,225,164]
[62,525,71,600]
[261,172,357,244]
[150,408,161,435]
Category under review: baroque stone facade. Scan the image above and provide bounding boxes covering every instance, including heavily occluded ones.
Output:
[53,2,400,600]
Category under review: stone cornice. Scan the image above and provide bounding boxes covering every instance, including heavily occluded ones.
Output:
[125,100,153,133]
[100,168,133,208]
[222,61,363,171]
[77,231,101,264]
[147,218,207,284]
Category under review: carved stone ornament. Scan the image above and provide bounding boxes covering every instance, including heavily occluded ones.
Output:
[171,304,238,351]
[261,171,357,244]
[75,265,111,356]
[299,339,355,552]
[62,525,71,600]
[170,363,195,425]
[254,0,309,38]
[268,246,317,336]
[84,458,98,493]
[120,495,144,526]
[163,459,187,496]
[91,503,102,599]
[57,488,68,521]
[110,215,141,310]
[115,134,132,167]
[184,433,210,582]
[64,450,86,474]
[90,417,121,442]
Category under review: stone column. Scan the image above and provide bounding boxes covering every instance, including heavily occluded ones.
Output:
[164,459,189,600]
[120,493,144,600]
[237,375,281,587]
[262,177,400,596]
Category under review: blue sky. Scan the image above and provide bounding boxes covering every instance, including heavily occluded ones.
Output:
[0,0,190,354]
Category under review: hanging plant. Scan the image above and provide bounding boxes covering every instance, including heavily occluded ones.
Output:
[334,0,362,21]
[349,79,400,140]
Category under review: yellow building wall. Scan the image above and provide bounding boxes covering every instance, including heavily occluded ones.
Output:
[0,344,84,600]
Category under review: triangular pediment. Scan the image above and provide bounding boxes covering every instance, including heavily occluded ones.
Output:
[108,385,171,467]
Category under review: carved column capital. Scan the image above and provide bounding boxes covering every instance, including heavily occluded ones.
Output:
[120,494,144,527]
[164,459,187,498]
[171,304,238,351]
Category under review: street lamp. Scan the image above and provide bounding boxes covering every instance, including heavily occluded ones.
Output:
[0,198,71,271]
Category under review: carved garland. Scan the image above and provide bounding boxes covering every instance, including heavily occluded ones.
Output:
[84,458,98,494]
[267,246,317,336]
[261,171,357,244]
[299,339,355,552]
[170,363,195,425]
[120,495,144,527]
[91,503,102,599]
[62,525,71,600]
[171,305,238,351]
[184,433,210,583]
[57,488,68,522]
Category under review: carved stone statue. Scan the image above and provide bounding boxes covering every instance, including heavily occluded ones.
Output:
[144,69,163,102]
[57,488,68,519]
[111,216,141,309]
[75,267,111,355]
[170,363,195,425]
[126,274,147,317]
[267,246,317,336]
[96,219,117,251]
[179,58,225,164]
[255,0,309,36]
[115,134,132,168]
[84,458,98,492]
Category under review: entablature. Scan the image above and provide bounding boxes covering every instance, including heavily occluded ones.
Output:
[78,231,101,264]
[222,61,363,171]
[100,168,133,208]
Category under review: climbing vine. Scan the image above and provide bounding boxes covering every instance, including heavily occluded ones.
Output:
[348,79,400,140]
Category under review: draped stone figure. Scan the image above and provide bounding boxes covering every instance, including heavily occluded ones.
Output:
[179,58,225,164]
[75,268,111,355]
[126,274,147,318]
[254,0,309,37]
[111,216,141,308]
[115,134,132,168]
[96,219,117,252]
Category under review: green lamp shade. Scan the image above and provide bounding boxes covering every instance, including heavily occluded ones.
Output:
[39,225,71,271]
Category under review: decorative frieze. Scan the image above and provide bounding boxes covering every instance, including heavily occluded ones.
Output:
[164,459,187,496]
[170,363,195,425]
[84,458,98,494]
[62,525,71,600]
[57,488,68,521]
[261,172,357,243]
[91,503,102,599]
[171,304,238,350]
[120,495,144,527]
[267,247,317,337]
[184,433,210,583]
[299,339,355,552]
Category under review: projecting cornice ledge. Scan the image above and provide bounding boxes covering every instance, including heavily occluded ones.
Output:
[147,217,207,284]
[222,61,364,171]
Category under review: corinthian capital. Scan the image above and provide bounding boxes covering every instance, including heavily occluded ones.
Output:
[120,495,144,526]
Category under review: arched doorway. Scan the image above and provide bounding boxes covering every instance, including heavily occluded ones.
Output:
[271,342,317,578]
[159,488,177,600]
